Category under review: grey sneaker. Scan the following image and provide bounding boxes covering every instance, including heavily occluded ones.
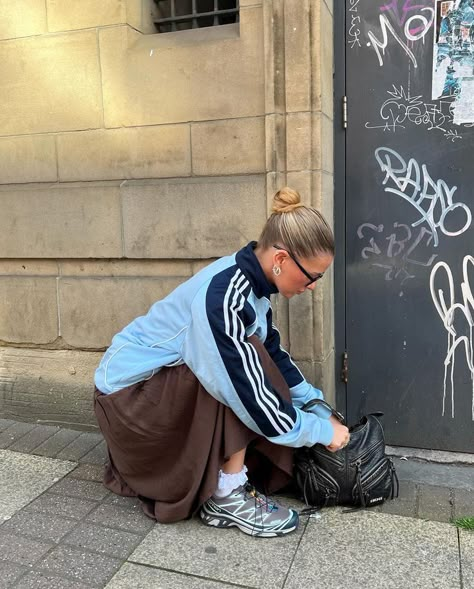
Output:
[200,484,299,537]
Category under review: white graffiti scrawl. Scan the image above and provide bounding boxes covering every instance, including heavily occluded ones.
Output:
[430,256,474,420]
[375,147,472,246]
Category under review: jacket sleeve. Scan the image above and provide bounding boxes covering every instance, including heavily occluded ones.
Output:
[263,308,333,421]
[181,276,334,448]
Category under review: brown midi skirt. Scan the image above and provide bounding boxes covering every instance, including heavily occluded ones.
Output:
[94,336,295,523]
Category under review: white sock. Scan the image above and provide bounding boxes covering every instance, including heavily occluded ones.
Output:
[213,465,248,498]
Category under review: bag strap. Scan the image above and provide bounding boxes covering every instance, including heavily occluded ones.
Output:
[301,398,346,425]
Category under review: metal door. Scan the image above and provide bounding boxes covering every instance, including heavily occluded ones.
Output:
[337,0,474,452]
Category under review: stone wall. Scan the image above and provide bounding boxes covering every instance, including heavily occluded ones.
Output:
[0,0,335,428]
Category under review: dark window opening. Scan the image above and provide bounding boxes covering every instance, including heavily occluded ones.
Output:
[154,0,239,33]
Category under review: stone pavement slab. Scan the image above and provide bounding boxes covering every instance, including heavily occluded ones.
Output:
[460,529,474,588]
[0,449,75,520]
[128,516,303,589]
[284,509,461,589]
[105,562,235,589]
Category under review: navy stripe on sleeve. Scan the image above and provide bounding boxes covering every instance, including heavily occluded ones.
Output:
[206,266,297,437]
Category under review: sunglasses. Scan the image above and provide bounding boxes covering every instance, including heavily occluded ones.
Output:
[272,245,325,286]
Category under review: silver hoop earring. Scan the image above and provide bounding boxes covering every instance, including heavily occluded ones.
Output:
[272,265,281,276]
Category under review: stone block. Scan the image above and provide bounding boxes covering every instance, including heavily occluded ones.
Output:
[0,422,36,449]
[1,510,78,543]
[0,261,59,276]
[59,276,185,348]
[122,176,266,259]
[15,572,92,589]
[418,484,453,523]
[289,290,313,361]
[38,545,122,587]
[192,117,265,176]
[0,347,103,428]
[0,449,75,520]
[0,562,28,587]
[0,136,57,185]
[0,277,58,343]
[313,349,336,403]
[0,531,53,566]
[57,124,191,181]
[47,0,125,32]
[26,492,98,520]
[0,31,101,135]
[63,522,142,559]
[125,0,157,34]
[79,440,108,465]
[0,0,46,40]
[68,463,104,482]
[59,259,193,278]
[86,504,155,534]
[320,2,334,118]
[284,0,311,113]
[0,184,122,258]
[8,425,60,453]
[312,1,334,117]
[286,171,312,205]
[55,432,103,462]
[321,114,334,174]
[99,7,264,127]
[311,113,323,171]
[129,517,303,588]
[48,478,109,501]
[34,429,82,458]
[286,112,312,172]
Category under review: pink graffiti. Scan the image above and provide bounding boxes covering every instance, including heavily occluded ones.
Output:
[381,0,431,35]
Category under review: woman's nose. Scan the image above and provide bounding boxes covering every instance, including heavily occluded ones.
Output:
[306,282,317,291]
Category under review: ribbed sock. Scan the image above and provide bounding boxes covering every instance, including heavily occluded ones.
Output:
[213,465,248,498]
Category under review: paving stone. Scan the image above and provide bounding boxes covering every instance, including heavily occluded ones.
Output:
[33,429,82,458]
[0,422,36,449]
[85,504,155,535]
[25,492,97,520]
[0,511,78,543]
[48,478,110,502]
[103,494,142,511]
[460,529,474,589]
[0,419,15,433]
[67,464,104,483]
[129,516,303,588]
[453,488,474,518]
[79,440,108,465]
[15,571,93,589]
[0,561,28,588]
[8,425,60,453]
[377,480,417,518]
[105,562,235,588]
[0,531,53,566]
[418,484,453,523]
[62,522,143,559]
[0,450,75,520]
[56,433,103,462]
[37,545,122,586]
[285,509,460,589]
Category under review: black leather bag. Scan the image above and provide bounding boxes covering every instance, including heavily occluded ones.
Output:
[294,399,399,510]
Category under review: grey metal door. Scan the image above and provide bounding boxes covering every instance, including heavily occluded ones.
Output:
[341,0,474,452]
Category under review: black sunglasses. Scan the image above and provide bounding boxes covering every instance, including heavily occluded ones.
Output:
[272,245,324,286]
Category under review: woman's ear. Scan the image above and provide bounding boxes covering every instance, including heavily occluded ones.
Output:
[273,250,288,267]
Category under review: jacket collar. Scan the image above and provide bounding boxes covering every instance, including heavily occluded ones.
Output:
[235,241,278,299]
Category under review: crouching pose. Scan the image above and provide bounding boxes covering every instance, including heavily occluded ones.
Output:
[94,187,349,537]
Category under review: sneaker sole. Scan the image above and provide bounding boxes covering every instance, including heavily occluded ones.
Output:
[200,508,298,538]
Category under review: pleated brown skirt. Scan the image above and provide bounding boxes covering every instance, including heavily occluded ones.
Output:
[94,336,295,523]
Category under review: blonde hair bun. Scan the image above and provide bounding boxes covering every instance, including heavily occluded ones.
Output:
[271,187,305,214]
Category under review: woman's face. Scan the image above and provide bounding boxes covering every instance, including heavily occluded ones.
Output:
[273,251,334,299]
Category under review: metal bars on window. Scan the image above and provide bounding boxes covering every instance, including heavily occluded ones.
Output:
[154,0,239,33]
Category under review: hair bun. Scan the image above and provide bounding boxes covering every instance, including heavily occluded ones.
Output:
[271,187,305,214]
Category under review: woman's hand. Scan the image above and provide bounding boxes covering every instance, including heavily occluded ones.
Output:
[325,415,350,452]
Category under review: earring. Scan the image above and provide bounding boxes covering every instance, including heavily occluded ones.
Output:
[272,265,281,276]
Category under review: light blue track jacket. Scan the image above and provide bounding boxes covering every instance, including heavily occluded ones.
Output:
[95,242,334,448]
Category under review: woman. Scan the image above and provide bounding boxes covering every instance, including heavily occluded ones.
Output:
[94,187,349,538]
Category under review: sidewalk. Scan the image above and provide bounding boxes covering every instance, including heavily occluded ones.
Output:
[0,418,472,589]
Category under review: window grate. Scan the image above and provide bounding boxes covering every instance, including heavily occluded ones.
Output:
[154,0,239,33]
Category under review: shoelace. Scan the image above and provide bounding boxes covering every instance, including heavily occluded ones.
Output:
[244,485,279,513]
